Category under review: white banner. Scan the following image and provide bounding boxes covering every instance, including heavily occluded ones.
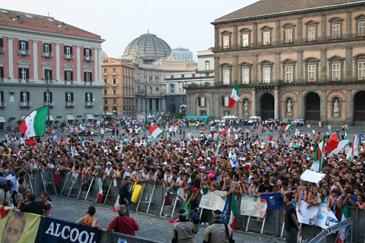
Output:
[296,200,319,225]
[70,172,79,183]
[240,195,267,218]
[199,190,227,211]
[314,203,339,229]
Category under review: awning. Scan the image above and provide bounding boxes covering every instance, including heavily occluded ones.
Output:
[46,115,54,121]
[21,116,26,120]
[86,114,94,120]
[66,115,75,120]
[0,117,5,123]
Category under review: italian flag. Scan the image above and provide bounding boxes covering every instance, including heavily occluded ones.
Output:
[229,191,238,230]
[0,206,11,219]
[326,130,349,154]
[148,125,164,138]
[78,123,85,131]
[18,106,48,139]
[346,135,358,162]
[283,124,293,131]
[184,192,196,210]
[213,138,220,163]
[228,81,240,108]
[311,139,324,172]
[338,203,351,243]
[113,195,120,212]
[96,169,104,203]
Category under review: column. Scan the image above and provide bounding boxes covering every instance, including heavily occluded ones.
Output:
[274,89,279,120]
[253,22,258,48]
[251,88,256,116]
[253,53,258,82]
[233,55,238,83]
[56,43,61,81]
[276,20,281,45]
[234,25,238,49]
[94,48,98,82]
[320,48,327,81]
[275,52,281,81]
[320,91,327,123]
[8,37,13,79]
[77,45,81,82]
[297,50,303,83]
[297,91,304,119]
[99,49,102,82]
[33,40,38,80]
[346,46,353,81]
[214,56,220,85]
[346,90,352,122]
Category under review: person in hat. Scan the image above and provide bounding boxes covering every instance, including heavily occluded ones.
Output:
[172,209,199,243]
[203,210,234,243]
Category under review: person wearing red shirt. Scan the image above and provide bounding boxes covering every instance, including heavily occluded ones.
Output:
[107,205,139,236]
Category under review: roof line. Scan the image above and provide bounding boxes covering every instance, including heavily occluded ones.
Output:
[211,0,365,24]
[0,8,52,19]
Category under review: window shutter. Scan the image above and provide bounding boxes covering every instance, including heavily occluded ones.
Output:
[50,92,53,101]
[27,92,30,101]
[43,43,45,52]
[90,93,93,101]
[71,71,73,81]
[20,92,22,102]
[198,97,201,106]
[71,92,74,101]
[70,46,73,54]
[65,93,67,101]
[50,70,53,80]
[84,72,86,81]
[64,71,67,81]
[85,93,87,102]
[25,41,28,50]
[44,92,47,102]
[18,68,21,79]
[222,97,224,106]
[49,44,52,52]
[0,38,3,47]
[26,69,29,79]
[0,67,3,78]
[89,48,92,56]
[19,40,21,49]
[64,46,66,54]
[90,72,92,82]
[84,48,86,56]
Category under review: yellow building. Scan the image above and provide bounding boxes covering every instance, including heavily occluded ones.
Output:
[102,58,135,116]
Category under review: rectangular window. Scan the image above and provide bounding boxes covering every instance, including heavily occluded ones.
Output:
[223,69,230,84]
[20,41,26,50]
[155,77,159,83]
[85,49,90,57]
[223,36,229,48]
[104,90,107,95]
[104,79,108,84]
[65,46,71,54]
[263,32,270,45]
[242,69,249,84]
[43,44,50,52]
[308,27,316,41]
[113,90,116,95]
[205,61,210,70]
[285,29,292,43]
[18,68,29,80]
[285,66,293,82]
[332,63,341,80]
[44,69,52,80]
[242,34,249,47]
[358,21,365,36]
[65,71,73,81]
[200,111,207,116]
[201,97,205,107]
[358,62,365,80]
[263,67,270,83]
[113,79,117,84]
[308,65,316,81]
[149,77,152,82]
[332,24,341,38]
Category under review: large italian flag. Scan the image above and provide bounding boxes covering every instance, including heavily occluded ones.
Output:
[311,140,324,172]
[346,135,359,162]
[325,130,349,154]
[229,191,238,230]
[338,203,351,243]
[148,125,164,138]
[228,81,240,108]
[283,124,293,131]
[18,106,48,139]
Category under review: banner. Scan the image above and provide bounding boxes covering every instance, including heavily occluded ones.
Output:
[314,203,339,229]
[40,217,101,243]
[240,195,267,218]
[199,190,227,211]
[70,172,79,183]
[0,209,41,243]
[296,200,319,225]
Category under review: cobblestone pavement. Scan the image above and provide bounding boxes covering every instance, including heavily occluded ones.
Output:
[51,196,285,243]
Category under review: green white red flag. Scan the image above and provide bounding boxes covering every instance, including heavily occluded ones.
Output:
[338,203,351,243]
[18,106,48,139]
[283,124,293,131]
[228,191,238,230]
[228,81,240,108]
[311,140,324,172]
[148,125,164,138]
[96,169,104,203]
[213,138,220,163]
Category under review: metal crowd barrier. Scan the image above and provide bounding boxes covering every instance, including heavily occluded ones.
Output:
[30,170,365,242]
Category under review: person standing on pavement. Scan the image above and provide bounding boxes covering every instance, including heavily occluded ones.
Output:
[283,193,301,243]
[119,176,132,216]
[203,210,234,243]
[172,209,199,243]
[107,205,139,236]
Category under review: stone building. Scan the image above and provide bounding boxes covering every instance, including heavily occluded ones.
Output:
[102,58,135,116]
[185,0,365,125]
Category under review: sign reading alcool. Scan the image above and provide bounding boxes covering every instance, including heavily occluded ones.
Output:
[40,217,101,243]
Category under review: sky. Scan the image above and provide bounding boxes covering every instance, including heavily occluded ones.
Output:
[0,0,256,60]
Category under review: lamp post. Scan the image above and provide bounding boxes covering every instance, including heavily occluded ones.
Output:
[46,73,50,127]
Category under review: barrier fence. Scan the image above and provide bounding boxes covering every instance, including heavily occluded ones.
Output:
[25,170,365,243]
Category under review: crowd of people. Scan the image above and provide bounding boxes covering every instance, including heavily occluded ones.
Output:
[0,116,365,242]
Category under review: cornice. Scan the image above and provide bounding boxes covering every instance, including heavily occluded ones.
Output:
[0,25,105,44]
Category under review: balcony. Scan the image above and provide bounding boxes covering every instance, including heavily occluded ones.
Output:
[84,56,93,62]
[20,101,31,107]
[18,49,30,56]
[64,81,74,85]
[42,52,53,58]
[103,72,108,75]
[18,79,32,84]
[0,101,6,108]
[112,83,118,86]
[65,101,75,107]
[112,72,117,75]
[85,101,94,107]
[64,54,74,60]
[0,47,5,54]
[84,81,92,85]
[44,101,54,107]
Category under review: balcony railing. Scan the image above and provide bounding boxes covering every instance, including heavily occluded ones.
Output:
[64,54,74,60]
[112,83,117,86]
[20,101,31,107]
[18,79,31,83]
[65,101,75,107]
[18,49,30,56]
[0,47,5,54]
[85,101,94,107]
[42,52,53,58]
[84,81,92,85]
[103,72,108,75]
[112,72,117,75]
[44,101,54,107]
[0,101,6,108]
[84,56,93,62]
[65,81,74,85]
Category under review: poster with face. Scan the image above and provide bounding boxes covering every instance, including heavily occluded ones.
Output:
[0,209,40,243]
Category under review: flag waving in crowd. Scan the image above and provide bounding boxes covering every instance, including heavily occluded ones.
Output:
[18,106,48,139]
[148,125,164,138]
[228,81,240,108]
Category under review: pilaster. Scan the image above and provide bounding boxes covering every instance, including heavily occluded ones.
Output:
[297,50,303,83]
[77,45,81,81]
[56,43,61,81]
[320,48,327,81]
[346,46,353,81]
[33,40,38,80]
[321,14,327,41]
[275,52,281,81]
[251,88,256,116]
[253,22,258,48]
[8,37,13,79]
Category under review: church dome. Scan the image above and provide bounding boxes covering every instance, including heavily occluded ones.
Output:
[123,33,172,61]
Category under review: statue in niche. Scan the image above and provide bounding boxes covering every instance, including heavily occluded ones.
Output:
[287,99,293,116]
[243,99,249,115]
[333,99,340,117]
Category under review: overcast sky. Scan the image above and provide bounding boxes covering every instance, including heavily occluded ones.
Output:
[1,0,256,60]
